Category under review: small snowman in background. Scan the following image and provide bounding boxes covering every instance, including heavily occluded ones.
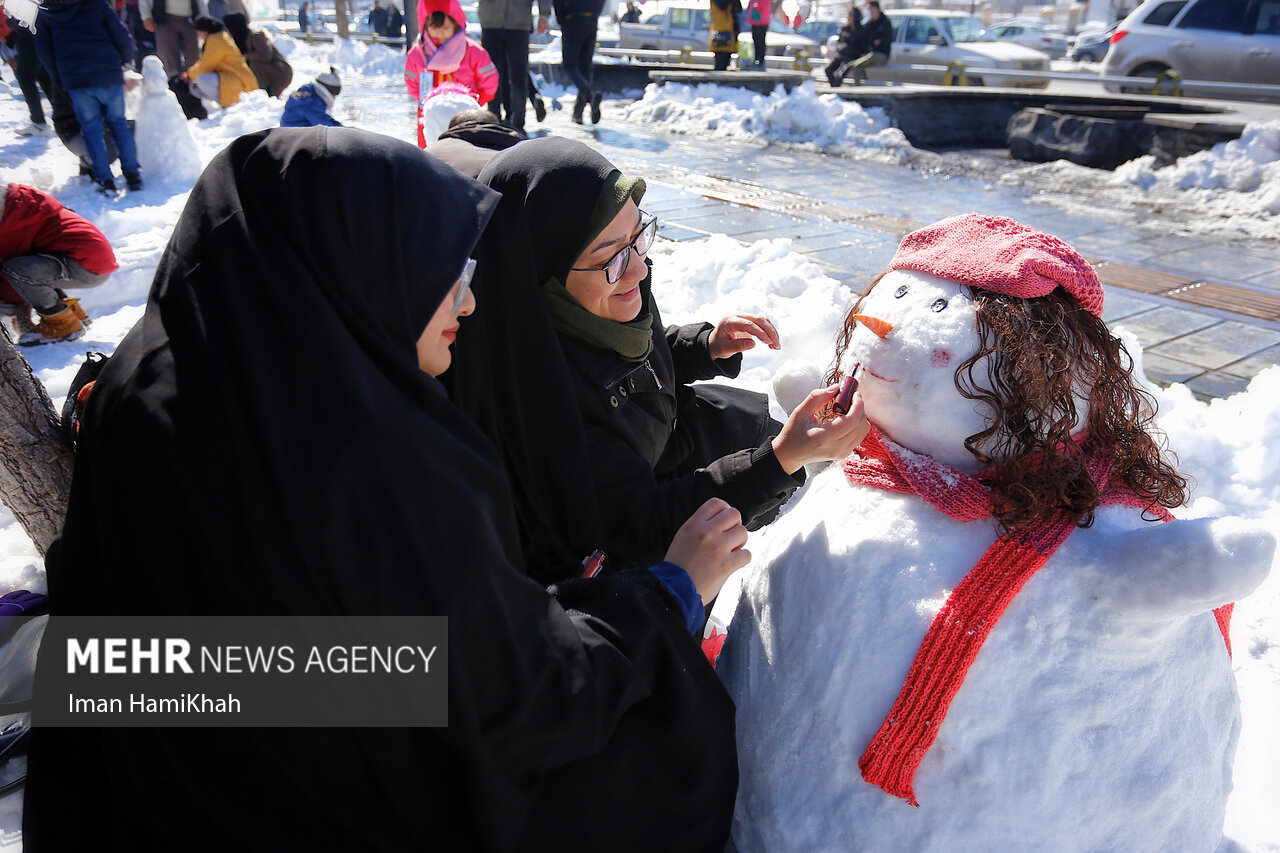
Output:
[132,55,202,186]
[714,214,1275,853]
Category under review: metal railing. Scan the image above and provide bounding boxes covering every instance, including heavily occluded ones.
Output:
[596,44,1280,100]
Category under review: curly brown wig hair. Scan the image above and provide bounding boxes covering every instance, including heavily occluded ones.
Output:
[828,275,1188,533]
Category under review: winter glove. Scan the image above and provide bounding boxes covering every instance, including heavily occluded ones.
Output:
[0,590,47,642]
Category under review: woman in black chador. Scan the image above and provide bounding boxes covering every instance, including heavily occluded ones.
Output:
[450,137,869,585]
[23,127,743,852]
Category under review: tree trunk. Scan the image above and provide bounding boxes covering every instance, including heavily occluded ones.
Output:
[0,324,74,558]
[335,0,350,38]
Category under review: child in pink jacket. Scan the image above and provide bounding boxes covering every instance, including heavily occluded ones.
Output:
[405,0,498,147]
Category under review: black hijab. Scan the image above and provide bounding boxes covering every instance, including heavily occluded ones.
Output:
[452,138,645,582]
[26,128,737,851]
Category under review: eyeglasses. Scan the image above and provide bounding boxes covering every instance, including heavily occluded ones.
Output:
[570,211,657,285]
[449,257,477,313]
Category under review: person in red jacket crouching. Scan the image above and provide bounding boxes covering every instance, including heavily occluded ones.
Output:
[0,183,117,346]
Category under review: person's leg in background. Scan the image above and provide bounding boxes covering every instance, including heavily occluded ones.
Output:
[176,17,201,74]
[481,28,511,124]
[751,24,766,67]
[505,29,530,130]
[100,85,141,188]
[67,87,115,190]
[13,30,53,134]
[560,17,592,123]
[850,51,886,83]
[581,19,600,122]
[153,19,182,75]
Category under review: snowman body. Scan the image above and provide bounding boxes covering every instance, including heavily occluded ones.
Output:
[717,271,1273,853]
[133,55,202,184]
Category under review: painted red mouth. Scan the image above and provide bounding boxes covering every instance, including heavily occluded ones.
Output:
[864,367,897,383]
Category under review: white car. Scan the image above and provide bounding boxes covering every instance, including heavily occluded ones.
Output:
[1101,0,1280,99]
[832,10,1049,88]
[987,20,1069,59]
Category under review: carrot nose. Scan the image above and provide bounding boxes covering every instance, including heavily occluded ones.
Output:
[853,314,893,340]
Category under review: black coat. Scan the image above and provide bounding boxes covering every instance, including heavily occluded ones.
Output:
[558,279,801,573]
[430,116,525,178]
[834,22,866,60]
[453,138,801,585]
[24,127,737,853]
[34,0,135,91]
[864,12,893,55]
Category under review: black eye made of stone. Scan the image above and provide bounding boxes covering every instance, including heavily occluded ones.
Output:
[930,298,948,312]
[895,285,908,298]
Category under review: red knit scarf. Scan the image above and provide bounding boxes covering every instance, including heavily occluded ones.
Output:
[845,426,1233,806]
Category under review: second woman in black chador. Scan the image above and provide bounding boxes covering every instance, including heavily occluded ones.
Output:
[450,137,869,584]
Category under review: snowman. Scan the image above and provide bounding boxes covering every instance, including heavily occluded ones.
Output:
[714,214,1274,853]
[131,55,202,186]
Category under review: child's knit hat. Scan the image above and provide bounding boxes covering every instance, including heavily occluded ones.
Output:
[889,213,1104,317]
[316,67,342,99]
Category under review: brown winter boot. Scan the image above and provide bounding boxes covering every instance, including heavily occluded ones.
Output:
[61,296,92,326]
[18,305,85,346]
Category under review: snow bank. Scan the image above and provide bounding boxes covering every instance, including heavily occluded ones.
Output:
[620,81,912,162]
[1114,121,1280,198]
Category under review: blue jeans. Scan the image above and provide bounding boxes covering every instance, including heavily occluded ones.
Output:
[68,85,139,184]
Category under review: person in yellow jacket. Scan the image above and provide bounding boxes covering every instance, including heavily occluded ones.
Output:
[709,0,742,71]
[182,15,257,109]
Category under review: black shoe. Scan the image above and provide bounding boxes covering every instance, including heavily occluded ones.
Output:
[590,92,602,124]
[78,163,94,177]
[572,97,585,125]
[95,178,118,196]
[826,71,840,87]
[533,96,547,123]
[125,173,143,191]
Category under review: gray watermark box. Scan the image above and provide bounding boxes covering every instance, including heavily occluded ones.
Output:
[33,616,447,727]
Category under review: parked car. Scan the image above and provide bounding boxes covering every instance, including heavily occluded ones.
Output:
[987,20,1069,59]
[827,9,1050,88]
[617,3,820,57]
[1101,0,1280,98]
[1068,23,1117,62]
[796,18,843,56]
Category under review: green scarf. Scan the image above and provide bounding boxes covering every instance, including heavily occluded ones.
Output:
[543,171,653,362]
[543,276,654,362]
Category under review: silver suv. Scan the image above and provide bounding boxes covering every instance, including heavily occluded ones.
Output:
[1101,0,1280,98]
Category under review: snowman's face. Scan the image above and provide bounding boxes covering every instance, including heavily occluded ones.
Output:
[843,270,993,472]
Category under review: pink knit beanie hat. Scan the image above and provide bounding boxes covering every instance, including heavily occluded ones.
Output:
[889,213,1104,317]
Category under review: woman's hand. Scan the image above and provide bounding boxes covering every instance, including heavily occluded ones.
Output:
[708,313,781,360]
[771,384,870,475]
[665,498,750,602]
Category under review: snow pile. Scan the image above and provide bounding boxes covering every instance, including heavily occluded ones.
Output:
[712,269,1272,851]
[620,81,912,161]
[1114,120,1280,206]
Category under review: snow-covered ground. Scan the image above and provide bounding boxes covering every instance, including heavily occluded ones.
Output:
[1,35,1277,851]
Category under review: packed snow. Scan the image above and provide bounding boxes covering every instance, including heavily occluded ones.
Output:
[713,269,1272,851]
[619,81,912,162]
[1,32,1278,852]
